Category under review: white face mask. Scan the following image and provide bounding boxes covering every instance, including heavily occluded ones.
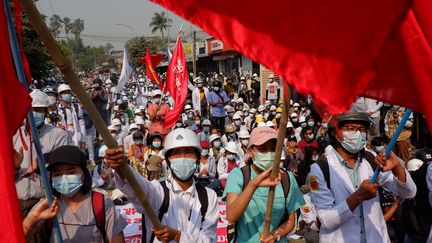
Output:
[227,154,236,160]
[241,139,249,146]
[339,131,366,154]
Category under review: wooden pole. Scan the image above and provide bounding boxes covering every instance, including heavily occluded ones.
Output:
[262,80,291,237]
[19,0,162,229]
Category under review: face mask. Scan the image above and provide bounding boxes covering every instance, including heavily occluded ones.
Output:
[114,125,121,131]
[249,114,255,118]
[33,111,45,126]
[227,154,235,160]
[170,158,197,181]
[228,113,234,118]
[293,107,299,112]
[213,141,221,148]
[134,140,143,145]
[52,173,83,197]
[312,154,319,161]
[307,134,314,140]
[241,139,249,146]
[253,151,275,171]
[292,118,298,123]
[275,114,282,119]
[213,87,220,91]
[301,123,307,128]
[195,120,201,125]
[201,149,209,156]
[244,112,249,117]
[188,113,194,119]
[269,79,274,83]
[271,111,276,116]
[321,123,328,129]
[234,120,242,126]
[308,121,315,127]
[374,145,385,153]
[340,131,366,154]
[153,98,161,103]
[62,94,71,103]
[152,141,161,148]
[176,123,183,128]
[203,127,210,133]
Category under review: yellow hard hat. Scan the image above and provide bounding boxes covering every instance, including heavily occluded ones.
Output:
[276,107,283,113]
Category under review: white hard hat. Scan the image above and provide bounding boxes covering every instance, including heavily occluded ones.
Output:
[184,104,192,110]
[270,105,277,111]
[57,84,71,94]
[153,89,162,97]
[225,141,238,154]
[129,123,138,130]
[266,121,274,127]
[253,73,258,77]
[30,89,49,107]
[299,116,306,123]
[111,118,121,126]
[257,122,266,127]
[139,105,145,110]
[238,129,250,138]
[108,125,117,132]
[237,98,243,103]
[134,108,141,114]
[293,103,300,107]
[98,145,108,158]
[113,105,119,111]
[249,108,257,114]
[105,79,112,85]
[233,114,241,120]
[406,158,424,171]
[122,96,128,101]
[209,134,221,144]
[202,119,211,126]
[258,105,266,112]
[230,99,237,103]
[264,100,271,106]
[269,74,274,79]
[226,106,235,113]
[116,100,122,105]
[134,116,145,125]
[290,112,298,118]
[287,122,294,128]
[162,128,201,156]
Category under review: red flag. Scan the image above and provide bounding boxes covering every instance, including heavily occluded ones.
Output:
[143,49,165,91]
[139,52,165,67]
[150,0,432,129]
[163,36,188,129]
[0,2,31,242]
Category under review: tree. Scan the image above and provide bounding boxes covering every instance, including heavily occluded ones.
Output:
[62,17,72,38]
[126,36,165,68]
[104,42,114,53]
[71,18,84,40]
[149,12,172,40]
[48,14,63,39]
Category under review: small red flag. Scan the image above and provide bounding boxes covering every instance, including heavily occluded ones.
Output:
[143,49,165,91]
[0,1,31,242]
[163,36,188,129]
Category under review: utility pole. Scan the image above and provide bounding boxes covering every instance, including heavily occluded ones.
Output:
[193,30,197,77]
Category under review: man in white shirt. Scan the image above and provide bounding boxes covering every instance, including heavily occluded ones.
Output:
[265,75,279,105]
[192,77,209,118]
[105,128,218,243]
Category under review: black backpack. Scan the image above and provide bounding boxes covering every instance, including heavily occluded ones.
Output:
[401,161,432,240]
[141,180,209,243]
[227,165,291,243]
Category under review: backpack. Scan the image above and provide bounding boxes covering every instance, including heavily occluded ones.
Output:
[316,150,376,189]
[46,191,107,242]
[227,165,291,243]
[141,180,209,243]
[401,161,432,240]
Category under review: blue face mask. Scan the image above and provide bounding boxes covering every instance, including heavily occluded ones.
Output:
[308,121,315,127]
[52,173,83,197]
[62,94,72,103]
[340,131,366,154]
[33,111,45,126]
[374,145,385,153]
[170,158,197,181]
[152,141,161,148]
[213,141,221,148]
[201,149,209,156]
[253,151,275,171]
[203,127,210,133]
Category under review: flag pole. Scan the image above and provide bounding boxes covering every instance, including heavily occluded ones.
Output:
[262,79,291,237]
[19,0,163,229]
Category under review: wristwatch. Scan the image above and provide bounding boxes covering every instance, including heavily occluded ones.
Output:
[274,231,281,241]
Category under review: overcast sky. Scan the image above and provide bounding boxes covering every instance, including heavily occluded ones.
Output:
[36,0,199,50]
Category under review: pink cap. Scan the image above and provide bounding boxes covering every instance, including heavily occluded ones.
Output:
[249,127,278,148]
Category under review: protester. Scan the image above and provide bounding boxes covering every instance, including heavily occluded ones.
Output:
[297,126,319,154]
[308,110,416,242]
[106,128,219,242]
[218,141,245,189]
[207,81,229,133]
[223,127,305,242]
[148,90,170,138]
[195,141,219,190]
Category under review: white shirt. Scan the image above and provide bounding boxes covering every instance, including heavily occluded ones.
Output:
[192,87,209,115]
[217,155,245,180]
[115,167,218,243]
[363,98,383,118]
[266,82,279,100]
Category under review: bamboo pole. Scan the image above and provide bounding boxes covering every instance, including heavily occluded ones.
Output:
[262,81,291,237]
[19,0,162,229]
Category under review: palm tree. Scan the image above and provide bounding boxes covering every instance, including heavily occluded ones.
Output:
[62,17,72,38]
[48,14,63,39]
[149,12,172,40]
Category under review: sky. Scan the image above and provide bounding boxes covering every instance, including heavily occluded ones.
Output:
[36,0,199,50]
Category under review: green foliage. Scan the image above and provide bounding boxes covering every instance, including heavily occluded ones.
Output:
[126,36,166,68]
[149,12,172,39]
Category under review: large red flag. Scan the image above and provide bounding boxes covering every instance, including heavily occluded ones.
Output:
[163,36,188,129]
[143,49,165,91]
[150,0,432,129]
[0,1,31,242]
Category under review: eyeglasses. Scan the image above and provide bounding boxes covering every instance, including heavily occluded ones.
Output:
[340,125,367,133]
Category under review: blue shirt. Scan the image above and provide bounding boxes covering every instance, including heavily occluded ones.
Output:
[222,167,305,243]
[206,90,229,117]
